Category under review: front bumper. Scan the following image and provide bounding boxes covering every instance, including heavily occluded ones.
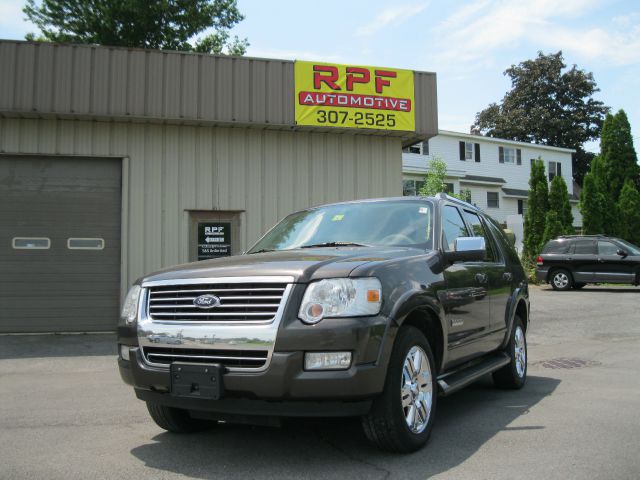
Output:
[119,345,385,417]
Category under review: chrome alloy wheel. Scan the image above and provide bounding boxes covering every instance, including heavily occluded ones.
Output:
[514,326,527,378]
[553,272,569,289]
[401,346,433,434]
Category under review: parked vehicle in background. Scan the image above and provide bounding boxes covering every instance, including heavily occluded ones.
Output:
[536,235,640,290]
[118,194,529,453]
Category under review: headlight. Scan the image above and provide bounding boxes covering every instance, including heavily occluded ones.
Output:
[298,278,382,324]
[121,285,142,324]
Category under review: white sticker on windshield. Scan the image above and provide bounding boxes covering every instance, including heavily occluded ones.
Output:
[418,207,429,214]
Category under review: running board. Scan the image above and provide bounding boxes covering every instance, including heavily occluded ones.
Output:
[437,352,511,396]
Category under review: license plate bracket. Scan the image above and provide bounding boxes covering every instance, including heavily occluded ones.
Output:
[170,363,223,400]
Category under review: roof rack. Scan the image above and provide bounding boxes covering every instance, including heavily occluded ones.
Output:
[557,234,608,238]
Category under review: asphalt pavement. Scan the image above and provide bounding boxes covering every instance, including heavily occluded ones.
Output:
[1,285,639,479]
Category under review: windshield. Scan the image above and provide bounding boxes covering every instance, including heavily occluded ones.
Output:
[248,200,434,252]
[616,239,640,255]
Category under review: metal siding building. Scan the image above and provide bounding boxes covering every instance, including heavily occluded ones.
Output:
[0,41,438,333]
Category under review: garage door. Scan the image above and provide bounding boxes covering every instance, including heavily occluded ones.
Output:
[0,156,121,333]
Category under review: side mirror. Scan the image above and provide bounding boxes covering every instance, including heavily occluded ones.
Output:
[617,249,628,258]
[445,237,486,263]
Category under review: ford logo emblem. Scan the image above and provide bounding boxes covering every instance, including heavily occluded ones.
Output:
[193,294,221,309]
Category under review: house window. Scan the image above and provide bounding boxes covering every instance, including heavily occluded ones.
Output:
[487,192,499,208]
[499,146,522,165]
[465,142,473,160]
[459,141,479,161]
[518,199,527,215]
[444,183,454,194]
[402,141,429,155]
[402,179,425,196]
[549,161,562,181]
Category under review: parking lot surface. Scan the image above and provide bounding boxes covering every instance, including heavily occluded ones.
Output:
[1,285,639,480]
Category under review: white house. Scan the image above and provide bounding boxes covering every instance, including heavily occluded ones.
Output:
[402,130,582,249]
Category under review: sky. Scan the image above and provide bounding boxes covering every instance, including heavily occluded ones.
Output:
[1,0,638,153]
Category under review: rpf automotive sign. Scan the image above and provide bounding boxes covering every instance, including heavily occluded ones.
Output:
[198,223,231,260]
[294,61,415,132]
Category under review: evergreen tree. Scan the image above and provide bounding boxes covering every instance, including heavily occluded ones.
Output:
[600,110,639,199]
[523,159,549,265]
[580,155,617,235]
[543,210,565,244]
[548,175,573,234]
[616,180,640,246]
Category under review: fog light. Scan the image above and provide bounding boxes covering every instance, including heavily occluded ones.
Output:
[119,345,131,361]
[304,352,352,370]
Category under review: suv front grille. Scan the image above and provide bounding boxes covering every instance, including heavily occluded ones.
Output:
[147,282,287,322]
[142,346,268,369]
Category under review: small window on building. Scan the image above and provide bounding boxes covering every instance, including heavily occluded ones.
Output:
[499,147,522,164]
[402,179,425,196]
[12,237,51,249]
[444,183,454,194]
[422,140,429,155]
[549,161,562,181]
[403,143,422,154]
[459,141,480,161]
[67,238,105,250]
[517,199,527,215]
[487,192,499,208]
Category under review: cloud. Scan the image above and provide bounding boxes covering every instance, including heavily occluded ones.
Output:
[355,3,428,37]
[430,0,640,71]
[0,0,31,38]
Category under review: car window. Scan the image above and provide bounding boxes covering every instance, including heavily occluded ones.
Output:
[543,240,571,254]
[572,239,596,255]
[598,241,619,255]
[616,239,640,255]
[442,206,470,252]
[462,210,497,262]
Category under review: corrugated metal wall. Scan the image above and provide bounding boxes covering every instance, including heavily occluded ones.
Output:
[0,41,438,139]
[0,41,294,126]
[0,118,402,293]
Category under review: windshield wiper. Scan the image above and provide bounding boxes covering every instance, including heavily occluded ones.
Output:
[248,248,278,254]
[298,241,372,249]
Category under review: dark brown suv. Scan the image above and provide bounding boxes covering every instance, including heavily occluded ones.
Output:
[118,194,529,452]
[536,235,640,290]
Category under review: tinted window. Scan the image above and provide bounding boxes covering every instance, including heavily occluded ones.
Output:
[442,206,470,251]
[573,239,596,255]
[598,241,619,255]
[616,239,640,255]
[463,210,497,261]
[543,240,571,254]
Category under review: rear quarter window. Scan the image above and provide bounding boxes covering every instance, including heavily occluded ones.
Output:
[543,241,571,254]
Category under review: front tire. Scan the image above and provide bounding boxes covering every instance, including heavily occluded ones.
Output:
[146,403,213,433]
[550,269,573,291]
[493,317,527,389]
[362,326,437,453]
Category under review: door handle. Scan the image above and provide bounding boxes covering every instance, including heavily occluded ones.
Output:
[475,273,488,284]
[503,272,513,282]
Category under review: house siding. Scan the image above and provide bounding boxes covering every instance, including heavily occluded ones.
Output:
[403,131,582,228]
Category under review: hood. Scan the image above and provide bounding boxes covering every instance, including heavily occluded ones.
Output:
[141,247,426,284]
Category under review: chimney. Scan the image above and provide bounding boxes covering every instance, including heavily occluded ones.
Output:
[470,125,481,135]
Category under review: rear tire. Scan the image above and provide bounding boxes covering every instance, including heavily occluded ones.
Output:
[493,317,527,389]
[146,403,213,433]
[361,326,437,453]
[550,269,573,291]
